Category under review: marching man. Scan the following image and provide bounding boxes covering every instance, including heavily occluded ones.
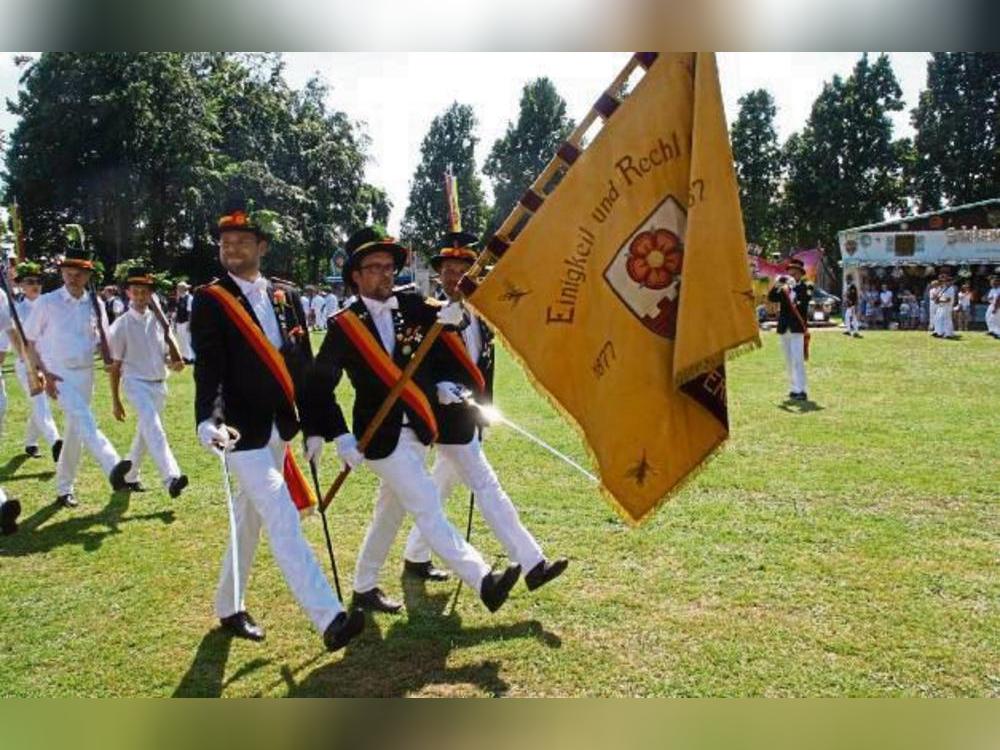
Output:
[108,265,188,497]
[767,258,812,401]
[303,225,522,615]
[22,243,132,508]
[191,201,362,652]
[401,229,568,593]
[173,281,195,363]
[984,275,999,339]
[8,261,62,460]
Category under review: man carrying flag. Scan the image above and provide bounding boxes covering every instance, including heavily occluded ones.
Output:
[303,225,522,615]
[401,226,568,591]
[190,200,362,652]
[464,52,759,524]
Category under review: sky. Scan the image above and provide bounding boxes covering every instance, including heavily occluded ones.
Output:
[0,52,932,234]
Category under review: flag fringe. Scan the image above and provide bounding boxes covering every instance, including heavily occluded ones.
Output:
[673,334,761,391]
[483,317,733,528]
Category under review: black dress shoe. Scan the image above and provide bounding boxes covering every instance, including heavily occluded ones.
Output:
[24,445,40,458]
[1,499,21,535]
[219,611,265,642]
[109,460,132,491]
[125,481,146,493]
[323,609,365,652]
[51,439,63,463]
[57,493,78,508]
[168,475,189,499]
[403,559,450,582]
[352,587,402,614]
[480,563,521,613]
[525,557,569,591]
[794,392,808,401]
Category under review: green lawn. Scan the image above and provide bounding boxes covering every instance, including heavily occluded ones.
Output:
[0,329,997,697]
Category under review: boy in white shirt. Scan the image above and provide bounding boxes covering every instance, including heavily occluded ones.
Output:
[108,266,188,498]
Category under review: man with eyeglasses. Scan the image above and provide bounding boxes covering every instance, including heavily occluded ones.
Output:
[304,225,522,616]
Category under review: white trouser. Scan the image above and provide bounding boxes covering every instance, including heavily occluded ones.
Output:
[0,364,7,440]
[176,321,194,361]
[354,427,491,594]
[844,306,860,334]
[14,360,60,448]
[51,366,121,496]
[215,426,342,633]
[122,376,180,486]
[934,304,955,337]
[404,436,544,572]
[928,304,937,331]
[779,332,808,395]
[986,306,999,335]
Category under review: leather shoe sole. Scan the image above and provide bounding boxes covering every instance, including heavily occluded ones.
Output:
[324,609,365,652]
[480,564,521,613]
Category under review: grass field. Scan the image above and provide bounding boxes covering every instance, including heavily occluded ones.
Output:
[0,328,997,697]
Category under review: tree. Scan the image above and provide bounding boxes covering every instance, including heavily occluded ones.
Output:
[781,53,908,261]
[730,89,783,251]
[400,102,488,257]
[483,78,574,238]
[910,53,1000,211]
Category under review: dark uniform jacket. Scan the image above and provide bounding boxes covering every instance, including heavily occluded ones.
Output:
[175,293,192,324]
[303,291,462,460]
[435,311,496,445]
[191,274,313,451]
[768,280,812,334]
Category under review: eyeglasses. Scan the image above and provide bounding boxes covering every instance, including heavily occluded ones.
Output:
[359,262,396,275]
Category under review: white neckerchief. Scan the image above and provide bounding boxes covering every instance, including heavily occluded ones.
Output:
[229,272,281,349]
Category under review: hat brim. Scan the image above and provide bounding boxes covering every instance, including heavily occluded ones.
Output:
[59,258,94,271]
[212,225,270,241]
[430,252,477,272]
[126,277,156,287]
[342,243,409,284]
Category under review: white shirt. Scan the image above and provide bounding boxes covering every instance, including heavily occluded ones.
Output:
[987,287,1000,307]
[229,273,282,350]
[108,296,125,317]
[361,295,398,355]
[109,307,168,380]
[462,310,483,364]
[324,294,340,319]
[311,293,328,322]
[23,286,107,369]
[879,290,893,307]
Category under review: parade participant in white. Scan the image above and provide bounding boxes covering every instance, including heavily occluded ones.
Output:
[304,226,522,615]
[8,262,62,460]
[22,247,131,508]
[109,267,188,498]
[931,274,958,339]
[310,290,328,330]
[191,203,361,652]
[402,236,567,592]
[767,258,812,400]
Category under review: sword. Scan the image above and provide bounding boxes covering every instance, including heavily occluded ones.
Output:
[308,456,343,601]
[214,426,242,617]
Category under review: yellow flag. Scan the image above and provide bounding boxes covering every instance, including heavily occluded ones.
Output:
[470,53,759,524]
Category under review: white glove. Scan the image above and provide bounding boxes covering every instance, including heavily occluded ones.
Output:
[436,381,466,405]
[334,433,365,469]
[436,301,465,327]
[198,419,233,451]
[304,435,325,464]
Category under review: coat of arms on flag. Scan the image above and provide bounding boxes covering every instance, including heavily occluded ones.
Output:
[462,52,760,524]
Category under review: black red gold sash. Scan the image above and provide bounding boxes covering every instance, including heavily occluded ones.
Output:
[334,310,438,439]
[783,286,811,361]
[204,283,316,513]
[440,330,486,393]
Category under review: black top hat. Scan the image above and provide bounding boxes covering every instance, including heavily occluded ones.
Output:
[59,247,94,271]
[785,257,805,272]
[430,230,480,272]
[342,226,409,284]
[124,265,155,286]
[14,261,43,282]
